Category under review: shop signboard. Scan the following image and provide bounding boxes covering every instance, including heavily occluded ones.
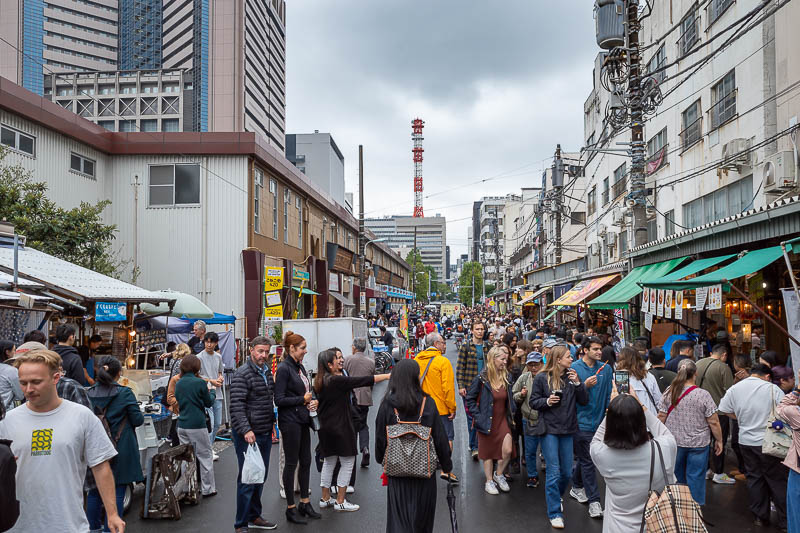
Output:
[368,298,377,316]
[695,286,709,310]
[708,284,722,310]
[644,312,653,331]
[265,291,281,307]
[374,266,392,286]
[292,267,310,282]
[264,305,283,322]
[326,242,355,274]
[656,289,664,317]
[642,288,650,314]
[137,328,167,349]
[95,302,127,322]
[781,288,800,371]
[664,290,673,319]
[674,290,683,319]
[360,293,366,308]
[265,267,284,291]
[649,289,657,316]
[613,308,625,346]
[329,272,340,292]
[112,327,128,358]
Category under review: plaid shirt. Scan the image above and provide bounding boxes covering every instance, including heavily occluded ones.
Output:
[456,338,491,391]
[56,376,91,409]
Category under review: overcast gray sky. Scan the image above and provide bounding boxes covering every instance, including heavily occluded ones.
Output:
[285,1,598,258]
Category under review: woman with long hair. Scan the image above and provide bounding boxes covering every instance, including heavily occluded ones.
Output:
[466,346,517,495]
[529,345,589,529]
[656,359,723,507]
[274,331,320,524]
[166,343,191,446]
[777,370,800,533]
[86,355,144,530]
[315,348,389,512]
[375,359,452,533]
[591,391,677,532]
[615,347,661,412]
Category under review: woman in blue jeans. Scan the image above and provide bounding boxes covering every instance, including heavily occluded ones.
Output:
[656,359,723,507]
[529,345,588,529]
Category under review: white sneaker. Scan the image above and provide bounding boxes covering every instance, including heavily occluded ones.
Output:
[346,485,355,494]
[712,473,736,485]
[550,517,565,529]
[588,502,604,518]
[705,468,713,480]
[212,452,219,461]
[279,488,286,499]
[569,487,588,503]
[492,472,510,492]
[319,498,335,509]
[484,481,499,495]
[333,500,360,512]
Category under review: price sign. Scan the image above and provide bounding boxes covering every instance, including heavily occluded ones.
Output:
[264,305,283,321]
[264,267,284,292]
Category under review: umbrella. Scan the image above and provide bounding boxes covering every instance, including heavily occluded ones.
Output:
[139,289,214,319]
[447,480,459,533]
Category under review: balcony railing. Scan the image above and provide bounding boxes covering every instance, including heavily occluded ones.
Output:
[646,144,668,174]
[612,178,626,200]
[680,116,702,151]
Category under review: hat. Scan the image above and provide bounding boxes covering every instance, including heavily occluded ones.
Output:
[526,351,544,364]
[542,338,558,349]
[14,341,48,354]
[716,330,729,341]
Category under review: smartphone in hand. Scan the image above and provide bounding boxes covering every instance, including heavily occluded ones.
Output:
[613,370,630,395]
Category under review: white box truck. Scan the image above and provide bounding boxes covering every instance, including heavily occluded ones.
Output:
[281,317,372,374]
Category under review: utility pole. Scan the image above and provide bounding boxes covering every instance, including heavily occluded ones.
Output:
[358,145,365,316]
[552,144,564,265]
[625,0,648,247]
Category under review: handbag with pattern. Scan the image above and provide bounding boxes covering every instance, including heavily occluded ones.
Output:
[640,440,708,533]
[762,393,793,459]
[383,397,439,479]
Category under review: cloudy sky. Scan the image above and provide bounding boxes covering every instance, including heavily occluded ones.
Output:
[285,1,598,258]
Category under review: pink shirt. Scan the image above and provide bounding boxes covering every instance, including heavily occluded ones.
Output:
[777,390,800,474]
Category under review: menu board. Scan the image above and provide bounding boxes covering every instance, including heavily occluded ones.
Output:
[675,290,683,319]
[657,289,665,317]
[137,328,167,349]
[642,288,650,314]
[664,290,673,319]
[112,327,128,359]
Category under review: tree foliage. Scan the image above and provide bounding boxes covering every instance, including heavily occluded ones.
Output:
[0,147,119,276]
[458,262,484,305]
[404,248,446,302]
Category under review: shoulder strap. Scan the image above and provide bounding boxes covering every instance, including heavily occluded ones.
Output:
[640,440,655,533]
[393,396,427,424]
[420,356,435,386]
[697,358,721,388]
[653,439,682,533]
[666,385,698,418]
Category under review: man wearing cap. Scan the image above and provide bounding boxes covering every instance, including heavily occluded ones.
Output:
[541,338,560,361]
[569,336,612,519]
[512,351,544,488]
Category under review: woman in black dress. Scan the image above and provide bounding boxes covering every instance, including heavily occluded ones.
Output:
[315,348,390,512]
[375,359,453,533]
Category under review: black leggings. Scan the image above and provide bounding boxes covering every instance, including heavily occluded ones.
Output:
[281,422,311,506]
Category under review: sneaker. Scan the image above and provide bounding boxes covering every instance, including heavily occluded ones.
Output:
[213,452,220,461]
[248,517,277,530]
[235,528,248,533]
[493,472,510,493]
[705,468,713,480]
[588,502,604,518]
[471,450,479,461]
[569,487,588,503]
[319,498,335,509]
[526,476,539,488]
[346,485,355,494]
[712,473,736,485]
[333,500,360,512]
[734,473,747,482]
[550,517,565,529]
[484,481,499,495]
[279,488,286,499]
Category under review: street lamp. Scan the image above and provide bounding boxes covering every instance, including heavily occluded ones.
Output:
[360,237,388,315]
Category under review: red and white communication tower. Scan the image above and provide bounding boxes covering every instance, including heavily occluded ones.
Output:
[412,118,425,217]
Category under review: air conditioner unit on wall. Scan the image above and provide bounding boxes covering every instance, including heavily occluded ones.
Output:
[763,150,797,193]
[589,243,600,256]
[721,138,750,169]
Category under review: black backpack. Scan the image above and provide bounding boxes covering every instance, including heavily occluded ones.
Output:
[89,386,128,449]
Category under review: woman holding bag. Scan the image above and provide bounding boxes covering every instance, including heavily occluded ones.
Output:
[777,371,800,533]
[315,348,390,512]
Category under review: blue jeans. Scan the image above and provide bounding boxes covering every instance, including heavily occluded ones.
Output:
[522,420,540,479]
[789,469,800,533]
[572,429,600,504]
[463,401,478,451]
[232,429,272,528]
[86,484,126,532]
[675,446,710,506]
[207,398,223,446]
[541,434,574,519]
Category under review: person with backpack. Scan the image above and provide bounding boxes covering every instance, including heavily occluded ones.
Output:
[512,350,544,488]
[165,343,191,447]
[695,343,736,485]
[656,359,724,508]
[375,359,452,533]
[86,355,144,532]
[416,332,458,483]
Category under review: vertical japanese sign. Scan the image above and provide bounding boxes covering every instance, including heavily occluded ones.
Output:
[644,313,653,331]
[263,267,284,322]
[657,289,665,317]
[650,289,657,317]
[642,288,650,314]
[781,289,800,372]
[707,284,722,310]
[695,286,709,311]
[664,290,673,319]
[674,290,683,320]
[613,308,625,346]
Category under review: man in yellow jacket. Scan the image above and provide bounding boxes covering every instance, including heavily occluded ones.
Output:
[417,332,459,483]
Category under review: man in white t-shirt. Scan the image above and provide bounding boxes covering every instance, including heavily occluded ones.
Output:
[0,349,122,533]
[198,331,224,454]
[718,363,787,530]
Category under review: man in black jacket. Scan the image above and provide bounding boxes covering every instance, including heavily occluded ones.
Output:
[52,324,86,385]
[229,336,277,532]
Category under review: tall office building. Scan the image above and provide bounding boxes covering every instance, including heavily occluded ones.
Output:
[285,132,346,208]
[120,0,161,70]
[365,215,447,282]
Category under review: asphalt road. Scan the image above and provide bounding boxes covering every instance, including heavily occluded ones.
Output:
[125,339,784,533]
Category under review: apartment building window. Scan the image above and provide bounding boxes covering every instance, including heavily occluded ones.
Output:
[620,229,629,255]
[98,120,115,131]
[163,84,179,93]
[679,6,700,57]
[646,220,657,243]
[681,100,702,150]
[0,125,35,157]
[646,127,668,173]
[682,175,753,228]
[98,85,114,95]
[254,168,264,234]
[56,87,74,96]
[283,189,290,244]
[297,197,303,248]
[571,211,586,225]
[602,178,610,206]
[270,179,278,239]
[710,0,734,23]
[613,163,627,199]
[710,70,736,129]
[119,120,136,132]
[120,85,136,94]
[646,45,666,83]
[148,164,200,207]
[70,153,95,178]
[162,119,180,132]
[587,187,596,217]
[140,119,158,132]
[664,209,676,236]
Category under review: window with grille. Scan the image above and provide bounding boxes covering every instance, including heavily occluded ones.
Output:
[587,187,596,217]
[710,70,736,129]
[271,180,278,239]
[70,152,95,178]
[679,6,699,57]
[646,45,666,83]
[254,168,263,234]
[681,100,702,150]
[613,163,626,199]
[646,128,668,173]
[710,0,734,23]
[602,177,610,206]
[665,210,676,236]
[0,125,35,156]
[148,164,200,207]
[161,96,179,114]
[283,189,290,244]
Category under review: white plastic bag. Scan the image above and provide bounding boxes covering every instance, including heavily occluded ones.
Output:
[241,443,266,484]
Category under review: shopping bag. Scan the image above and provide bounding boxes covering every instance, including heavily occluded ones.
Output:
[241,443,266,484]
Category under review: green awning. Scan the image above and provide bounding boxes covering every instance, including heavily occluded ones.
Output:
[587,257,686,309]
[650,254,737,283]
[785,236,800,253]
[642,246,785,290]
[544,309,558,320]
[292,286,320,296]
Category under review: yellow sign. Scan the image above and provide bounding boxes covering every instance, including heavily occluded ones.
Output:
[264,267,284,292]
[263,305,283,321]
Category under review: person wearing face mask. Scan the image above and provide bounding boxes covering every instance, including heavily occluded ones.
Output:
[274,331,321,524]
[465,346,517,495]
[314,349,390,512]
[529,345,589,529]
